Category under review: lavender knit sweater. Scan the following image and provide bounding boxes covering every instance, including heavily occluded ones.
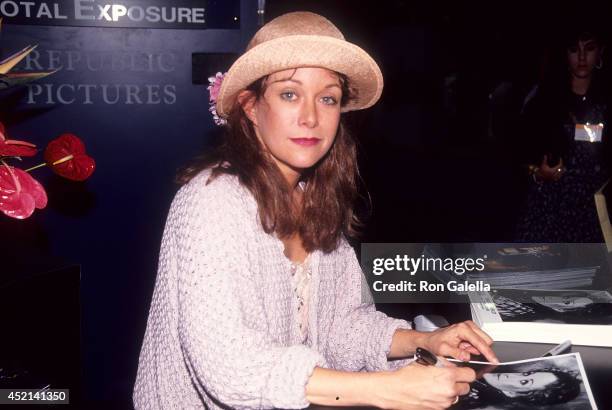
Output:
[133,169,412,409]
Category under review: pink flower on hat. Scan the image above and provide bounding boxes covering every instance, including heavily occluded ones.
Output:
[207,72,227,126]
[207,72,224,102]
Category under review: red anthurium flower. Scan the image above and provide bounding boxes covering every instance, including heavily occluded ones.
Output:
[0,163,47,219]
[0,122,37,157]
[44,133,95,181]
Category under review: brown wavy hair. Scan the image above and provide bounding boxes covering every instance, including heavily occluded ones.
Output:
[177,71,363,253]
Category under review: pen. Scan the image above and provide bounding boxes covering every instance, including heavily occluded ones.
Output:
[542,340,572,357]
[415,347,446,368]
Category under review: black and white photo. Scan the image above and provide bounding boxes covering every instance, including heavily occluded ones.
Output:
[452,353,597,410]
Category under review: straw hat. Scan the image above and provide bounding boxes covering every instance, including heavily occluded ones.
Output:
[215,11,383,118]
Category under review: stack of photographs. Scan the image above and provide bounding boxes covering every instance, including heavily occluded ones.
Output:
[450,353,597,409]
[466,267,597,290]
[468,245,598,289]
[469,289,612,347]
[424,244,600,290]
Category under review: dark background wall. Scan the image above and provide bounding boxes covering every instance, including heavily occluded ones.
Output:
[266,0,611,243]
[1,0,256,407]
[0,0,610,408]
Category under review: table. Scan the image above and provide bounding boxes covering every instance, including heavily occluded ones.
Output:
[309,342,611,409]
[309,301,612,409]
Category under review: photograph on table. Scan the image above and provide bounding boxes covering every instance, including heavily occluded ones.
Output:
[451,353,597,409]
[492,289,612,324]
[469,289,612,346]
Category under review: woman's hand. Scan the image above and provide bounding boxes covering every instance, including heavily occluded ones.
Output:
[417,320,498,364]
[533,155,565,182]
[373,362,475,410]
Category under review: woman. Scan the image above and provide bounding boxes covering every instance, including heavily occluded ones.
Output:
[133,12,498,409]
[517,28,611,242]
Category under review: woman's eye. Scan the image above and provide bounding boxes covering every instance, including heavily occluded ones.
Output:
[281,91,297,101]
[520,379,529,385]
[321,96,338,105]
[568,46,578,53]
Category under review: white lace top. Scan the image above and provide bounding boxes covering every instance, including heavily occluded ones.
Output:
[290,255,312,342]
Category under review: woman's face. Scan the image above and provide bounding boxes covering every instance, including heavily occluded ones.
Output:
[483,371,557,396]
[567,39,602,79]
[245,67,342,184]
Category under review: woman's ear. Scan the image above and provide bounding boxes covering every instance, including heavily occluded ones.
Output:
[238,90,258,126]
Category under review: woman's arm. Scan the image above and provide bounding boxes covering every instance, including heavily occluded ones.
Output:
[389,326,498,363]
[324,242,497,372]
[305,364,476,409]
[305,367,378,407]
[388,329,428,359]
[324,243,412,372]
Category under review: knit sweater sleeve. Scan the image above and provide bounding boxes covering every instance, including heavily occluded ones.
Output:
[325,242,412,372]
[173,175,327,409]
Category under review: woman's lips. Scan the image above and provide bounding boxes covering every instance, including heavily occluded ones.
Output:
[290,138,320,146]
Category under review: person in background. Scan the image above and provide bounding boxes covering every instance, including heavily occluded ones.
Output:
[517,27,611,242]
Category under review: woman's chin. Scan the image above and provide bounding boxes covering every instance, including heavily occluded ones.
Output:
[286,158,322,171]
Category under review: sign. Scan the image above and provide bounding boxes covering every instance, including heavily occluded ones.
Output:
[20,46,179,105]
[0,0,240,29]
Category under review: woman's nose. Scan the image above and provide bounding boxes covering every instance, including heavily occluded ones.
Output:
[299,100,318,128]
